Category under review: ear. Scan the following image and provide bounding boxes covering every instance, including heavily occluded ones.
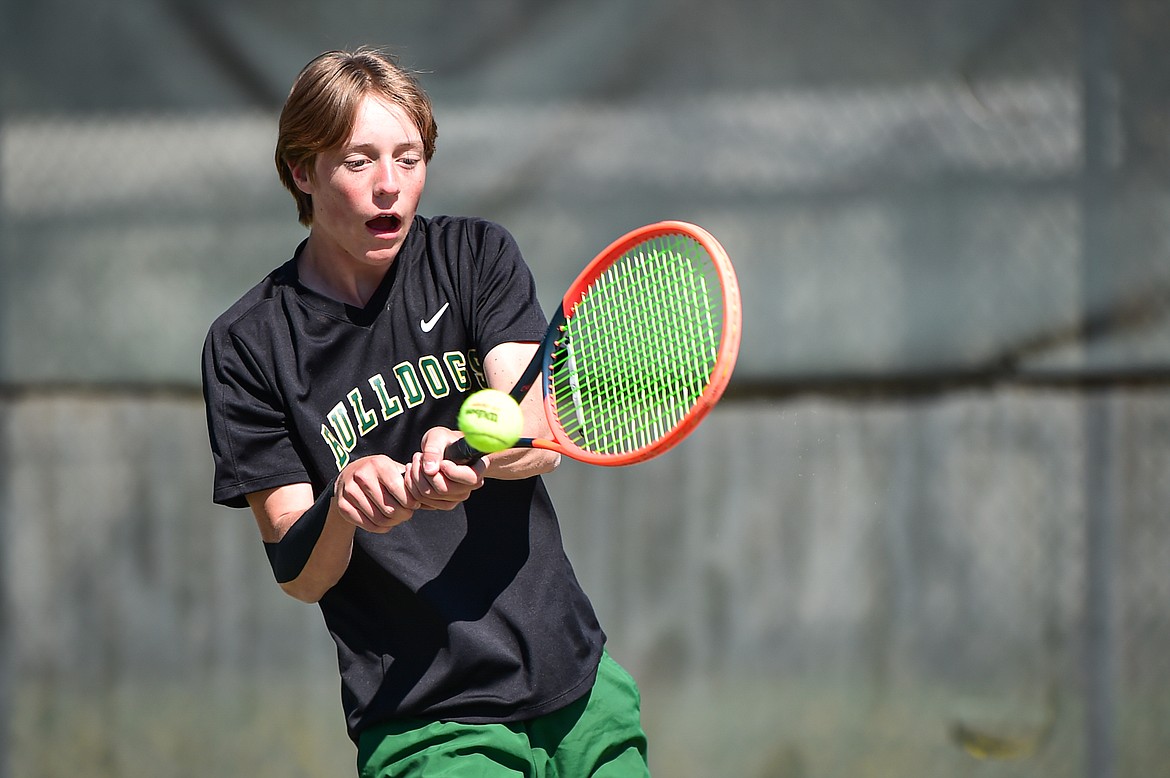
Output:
[289,162,314,194]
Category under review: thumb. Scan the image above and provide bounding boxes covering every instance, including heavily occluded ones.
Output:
[422,449,443,476]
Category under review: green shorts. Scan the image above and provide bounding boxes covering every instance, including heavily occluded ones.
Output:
[357,651,650,777]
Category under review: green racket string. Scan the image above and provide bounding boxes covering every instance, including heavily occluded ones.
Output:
[549,233,723,455]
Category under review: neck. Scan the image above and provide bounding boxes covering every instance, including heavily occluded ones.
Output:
[297,236,390,308]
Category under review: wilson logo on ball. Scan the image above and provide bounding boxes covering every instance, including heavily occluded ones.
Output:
[463,407,499,422]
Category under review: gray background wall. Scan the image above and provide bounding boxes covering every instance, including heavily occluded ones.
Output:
[3,1,1169,776]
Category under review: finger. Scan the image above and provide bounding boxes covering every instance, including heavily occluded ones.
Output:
[404,452,437,501]
[340,463,416,532]
[415,451,480,496]
[422,449,443,478]
[335,475,377,525]
[343,488,400,531]
[382,461,424,512]
[439,457,487,488]
[403,458,466,511]
[374,498,415,529]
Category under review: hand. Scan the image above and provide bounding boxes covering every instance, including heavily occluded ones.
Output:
[406,426,486,510]
[333,455,420,533]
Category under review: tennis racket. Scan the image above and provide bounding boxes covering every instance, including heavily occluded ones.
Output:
[445,220,742,466]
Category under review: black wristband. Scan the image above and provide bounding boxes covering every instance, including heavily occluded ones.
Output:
[263,480,336,584]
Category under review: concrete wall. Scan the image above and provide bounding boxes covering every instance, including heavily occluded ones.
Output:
[4,386,1168,776]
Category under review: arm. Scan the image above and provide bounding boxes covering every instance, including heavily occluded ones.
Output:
[407,341,560,501]
[245,454,420,603]
[479,340,561,478]
[249,342,552,601]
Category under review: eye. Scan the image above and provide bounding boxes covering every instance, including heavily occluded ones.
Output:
[343,157,372,171]
[399,155,423,170]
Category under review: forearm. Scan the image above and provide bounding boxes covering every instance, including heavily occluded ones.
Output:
[482,447,560,480]
[251,481,357,604]
[481,342,559,482]
[278,506,356,603]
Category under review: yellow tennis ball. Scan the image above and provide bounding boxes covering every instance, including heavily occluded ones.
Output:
[457,389,524,453]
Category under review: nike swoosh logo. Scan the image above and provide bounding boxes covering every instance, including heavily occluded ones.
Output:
[420,302,450,333]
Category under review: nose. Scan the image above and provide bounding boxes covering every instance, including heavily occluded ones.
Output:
[373,159,400,197]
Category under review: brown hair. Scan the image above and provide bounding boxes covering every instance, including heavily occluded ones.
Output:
[275,48,438,226]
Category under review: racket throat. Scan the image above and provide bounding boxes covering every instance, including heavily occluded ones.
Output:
[562,344,588,434]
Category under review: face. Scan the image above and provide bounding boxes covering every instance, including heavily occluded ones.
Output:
[291,95,427,274]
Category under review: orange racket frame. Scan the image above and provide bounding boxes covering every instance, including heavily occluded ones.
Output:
[448,221,742,466]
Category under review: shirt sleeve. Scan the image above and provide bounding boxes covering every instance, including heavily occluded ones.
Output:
[468,220,549,357]
[201,314,309,509]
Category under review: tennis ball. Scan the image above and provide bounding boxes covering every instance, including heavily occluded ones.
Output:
[457,389,524,453]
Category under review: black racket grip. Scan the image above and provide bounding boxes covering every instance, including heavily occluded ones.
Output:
[443,437,484,465]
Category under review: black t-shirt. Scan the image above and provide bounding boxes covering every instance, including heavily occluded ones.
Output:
[202,215,605,741]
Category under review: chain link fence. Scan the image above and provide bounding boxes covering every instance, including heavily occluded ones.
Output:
[2,1,1169,776]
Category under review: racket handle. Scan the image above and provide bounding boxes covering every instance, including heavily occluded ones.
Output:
[443,437,484,465]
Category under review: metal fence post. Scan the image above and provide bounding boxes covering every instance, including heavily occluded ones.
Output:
[0,81,10,778]
[1080,1,1118,777]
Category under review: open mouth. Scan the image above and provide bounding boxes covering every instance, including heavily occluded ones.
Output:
[366,214,401,234]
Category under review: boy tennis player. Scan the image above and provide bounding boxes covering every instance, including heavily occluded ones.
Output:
[201,48,650,776]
